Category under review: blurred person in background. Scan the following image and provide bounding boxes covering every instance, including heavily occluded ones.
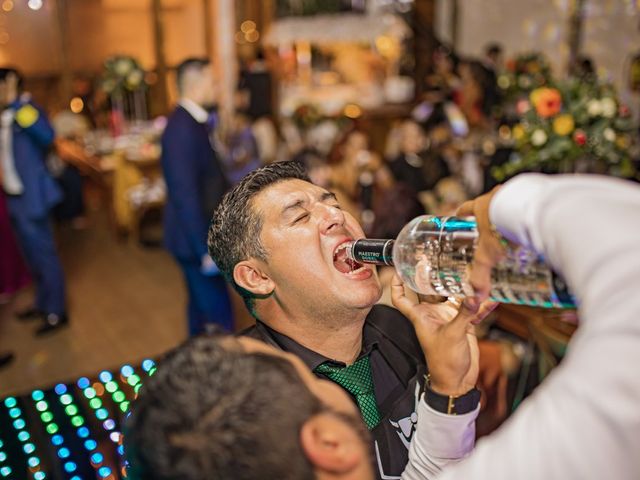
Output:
[161,58,233,335]
[0,67,68,336]
[479,43,503,118]
[453,60,486,129]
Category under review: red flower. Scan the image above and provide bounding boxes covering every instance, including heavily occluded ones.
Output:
[573,129,587,146]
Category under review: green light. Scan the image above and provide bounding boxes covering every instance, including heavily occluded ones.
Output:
[3,398,16,408]
[17,431,29,442]
[0,439,3,447]
[83,388,96,399]
[134,384,142,394]
[60,394,73,405]
[0,452,6,462]
[46,423,59,435]
[65,405,78,416]
[127,375,141,386]
[105,382,118,393]
[31,390,45,401]
[35,401,48,412]
[27,456,40,468]
[40,412,53,423]
[120,401,130,413]
[71,416,84,427]
[89,398,102,409]
[113,392,125,403]
[8,408,20,419]
[148,367,157,376]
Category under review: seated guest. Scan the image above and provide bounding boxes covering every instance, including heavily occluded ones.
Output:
[126,172,640,480]
[205,161,488,478]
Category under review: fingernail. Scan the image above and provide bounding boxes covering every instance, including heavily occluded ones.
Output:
[463,297,480,311]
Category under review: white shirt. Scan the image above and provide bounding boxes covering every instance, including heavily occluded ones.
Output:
[405,174,640,479]
[178,98,208,124]
[0,107,23,194]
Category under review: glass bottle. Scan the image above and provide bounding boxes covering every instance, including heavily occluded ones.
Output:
[346,215,575,309]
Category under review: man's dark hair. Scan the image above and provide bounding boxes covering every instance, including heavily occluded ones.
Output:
[208,161,310,314]
[124,334,320,479]
[0,67,24,92]
[485,43,502,58]
[175,57,209,93]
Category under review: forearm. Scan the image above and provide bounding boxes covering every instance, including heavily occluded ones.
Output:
[401,398,478,480]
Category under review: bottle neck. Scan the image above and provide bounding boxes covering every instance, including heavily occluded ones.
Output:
[348,239,395,266]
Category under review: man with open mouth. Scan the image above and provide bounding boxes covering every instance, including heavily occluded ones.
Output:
[208,161,492,478]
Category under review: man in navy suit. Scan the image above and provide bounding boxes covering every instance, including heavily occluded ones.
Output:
[161,58,233,335]
[0,68,68,335]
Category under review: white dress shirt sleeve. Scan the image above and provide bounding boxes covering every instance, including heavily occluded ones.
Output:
[428,173,640,480]
[401,398,479,480]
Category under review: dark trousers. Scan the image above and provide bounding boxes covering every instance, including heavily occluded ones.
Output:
[9,213,66,315]
[177,259,233,336]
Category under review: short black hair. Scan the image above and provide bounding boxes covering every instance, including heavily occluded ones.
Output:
[208,161,310,315]
[124,334,320,479]
[485,43,503,57]
[0,67,24,91]
[175,57,210,93]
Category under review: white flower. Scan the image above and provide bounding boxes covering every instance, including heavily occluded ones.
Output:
[115,58,133,76]
[600,98,616,118]
[518,76,532,89]
[126,70,144,88]
[531,129,548,146]
[603,128,616,142]
[587,99,602,117]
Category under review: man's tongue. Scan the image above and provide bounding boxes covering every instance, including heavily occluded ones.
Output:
[333,247,363,274]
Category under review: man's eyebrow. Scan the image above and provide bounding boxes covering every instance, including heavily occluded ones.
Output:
[320,191,338,202]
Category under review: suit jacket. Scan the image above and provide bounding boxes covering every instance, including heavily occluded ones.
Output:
[161,105,229,261]
[4,99,60,220]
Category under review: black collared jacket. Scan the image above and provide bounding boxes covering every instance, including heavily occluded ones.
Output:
[241,305,428,479]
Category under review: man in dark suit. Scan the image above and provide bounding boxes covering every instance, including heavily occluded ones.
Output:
[161,58,233,335]
[0,68,68,335]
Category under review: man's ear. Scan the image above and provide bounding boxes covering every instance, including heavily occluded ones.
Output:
[233,260,274,297]
[299,413,363,476]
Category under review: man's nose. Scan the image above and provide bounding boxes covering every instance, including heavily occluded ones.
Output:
[317,203,345,234]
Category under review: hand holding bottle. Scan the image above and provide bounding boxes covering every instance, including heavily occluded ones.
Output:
[391,274,498,396]
[456,187,507,307]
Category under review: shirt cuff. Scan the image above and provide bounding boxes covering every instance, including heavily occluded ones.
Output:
[489,173,549,250]
[417,393,479,458]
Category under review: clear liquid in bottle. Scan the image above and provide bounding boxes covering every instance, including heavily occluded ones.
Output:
[347,215,575,309]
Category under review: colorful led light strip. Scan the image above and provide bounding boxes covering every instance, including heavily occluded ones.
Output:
[0,436,11,478]
[4,396,46,479]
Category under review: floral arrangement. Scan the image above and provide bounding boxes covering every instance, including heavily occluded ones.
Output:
[492,79,636,181]
[498,52,553,101]
[101,56,146,95]
[291,103,324,130]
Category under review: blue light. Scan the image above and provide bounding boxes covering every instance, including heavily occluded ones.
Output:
[96,408,108,420]
[77,427,90,438]
[52,435,64,446]
[3,398,16,408]
[84,439,97,451]
[23,443,35,454]
[117,445,124,455]
[13,419,26,430]
[57,447,70,458]
[34,472,46,480]
[91,452,104,464]
[99,371,113,383]
[0,466,11,477]
[27,456,40,468]
[0,452,6,462]
[31,390,44,401]
[70,477,81,480]
[98,466,112,478]
[77,377,90,389]
[8,408,20,419]
[142,359,155,372]
[17,431,29,442]
[64,461,77,473]
[120,365,134,378]
[103,419,116,431]
[54,384,67,395]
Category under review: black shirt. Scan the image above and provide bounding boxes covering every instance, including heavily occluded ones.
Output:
[241,305,428,479]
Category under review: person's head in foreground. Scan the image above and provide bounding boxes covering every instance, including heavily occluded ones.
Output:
[208,161,380,321]
[124,333,373,480]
